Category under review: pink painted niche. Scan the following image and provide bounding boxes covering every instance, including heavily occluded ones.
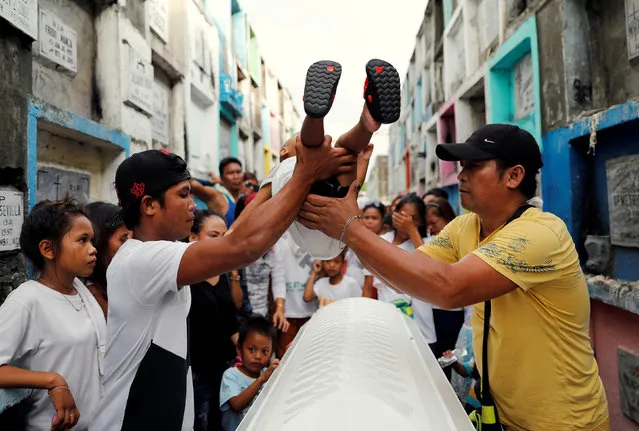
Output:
[437,100,459,187]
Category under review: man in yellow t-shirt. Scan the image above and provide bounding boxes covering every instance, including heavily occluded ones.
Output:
[422,208,608,430]
[298,124,609,430]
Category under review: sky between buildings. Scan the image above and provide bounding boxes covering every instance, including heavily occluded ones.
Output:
[241,0,427,169]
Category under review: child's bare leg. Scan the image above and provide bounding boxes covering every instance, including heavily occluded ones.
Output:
[334,104,381,185]
[300,117,325,148]
[301,60,342,147]
[334,103,381,152]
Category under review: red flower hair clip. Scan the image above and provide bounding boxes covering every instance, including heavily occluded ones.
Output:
[130,182,146,198]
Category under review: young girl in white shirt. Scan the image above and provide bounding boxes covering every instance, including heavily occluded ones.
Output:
[357,202,386,298]
[0,197,106,431]
[379,194,437,349]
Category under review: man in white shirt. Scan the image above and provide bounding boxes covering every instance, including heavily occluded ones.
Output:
[90,139,354,431]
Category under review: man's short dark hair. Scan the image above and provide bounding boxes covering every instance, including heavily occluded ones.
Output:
[122,189,166,230]
[114,149,190,230]
[423,187,449,200]
[496,159,538,200]
[219,157,242,176]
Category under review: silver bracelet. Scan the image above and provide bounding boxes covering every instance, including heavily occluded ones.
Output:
[339,215,363,247]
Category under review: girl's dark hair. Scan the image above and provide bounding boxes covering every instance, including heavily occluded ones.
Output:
[382,213,393,227]
[20,196,87,271]
[328,248,347,262]
[238,315,275,347]
[85,202,124,290]
[425,197,456,224]
[391,194,403,206]
[422,187,449,200]
[363,202,386,219]
[395,193,427,238]
[190,209,226,235]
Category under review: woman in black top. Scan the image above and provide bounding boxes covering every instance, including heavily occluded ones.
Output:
[188,210,242,431]
[84,201,132,318]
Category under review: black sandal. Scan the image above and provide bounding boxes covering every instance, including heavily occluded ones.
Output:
[363,59,401,124]
[303,60,342,118]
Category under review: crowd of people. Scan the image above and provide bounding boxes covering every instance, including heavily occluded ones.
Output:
[0,133,343,431]
[0,146,479,431]
[0,56,610,431]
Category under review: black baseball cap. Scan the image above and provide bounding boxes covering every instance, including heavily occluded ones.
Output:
[114,149,191,221]
[436,124,543,170]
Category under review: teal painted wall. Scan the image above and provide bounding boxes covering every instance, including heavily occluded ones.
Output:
[249,37,261,85]
[443,0,454,26]
[231,122,238,157]
[219,104,239,157]
[232,12,248,69]
[487,16,542,148]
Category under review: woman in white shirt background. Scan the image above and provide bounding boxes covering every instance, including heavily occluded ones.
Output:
[346,201,386,297]
[394,195,466,376]
[423,197,467,379]
[374,194,437,352]
[0,197,106,431]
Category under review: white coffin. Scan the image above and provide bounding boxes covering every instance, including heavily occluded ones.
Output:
[239,297,474,430]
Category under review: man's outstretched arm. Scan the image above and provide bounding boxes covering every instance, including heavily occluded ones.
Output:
[344,224,517,309]
[177,136,356,286]
[297,183,517,309]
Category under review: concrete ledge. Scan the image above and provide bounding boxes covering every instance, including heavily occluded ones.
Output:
[587,274,639,316]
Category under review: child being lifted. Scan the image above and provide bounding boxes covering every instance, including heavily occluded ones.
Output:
[232,59,400,259]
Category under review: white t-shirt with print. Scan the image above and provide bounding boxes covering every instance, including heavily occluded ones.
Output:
[273,232,318,318]
[373,231,436,344]
[0,279,104,431]
[245,248,285,317]
[313,275,362,308]
[373,232,418,304]
[345,249,365,287]
[90,239,194,431]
